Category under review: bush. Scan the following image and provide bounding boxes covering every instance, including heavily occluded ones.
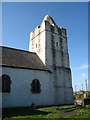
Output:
[87,92,90,97]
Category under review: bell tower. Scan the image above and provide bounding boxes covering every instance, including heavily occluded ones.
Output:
[29,15,73,105]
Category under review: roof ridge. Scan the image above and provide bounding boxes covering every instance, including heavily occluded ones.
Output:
[0,46,36,54]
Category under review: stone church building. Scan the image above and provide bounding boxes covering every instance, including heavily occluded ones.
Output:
[0,15,73,108]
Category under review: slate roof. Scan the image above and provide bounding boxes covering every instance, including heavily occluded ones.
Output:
[0,46,49,71]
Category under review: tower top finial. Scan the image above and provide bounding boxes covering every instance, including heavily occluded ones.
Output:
[46,9,49,15]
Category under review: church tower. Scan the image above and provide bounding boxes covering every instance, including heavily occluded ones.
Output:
[29,15,73,105]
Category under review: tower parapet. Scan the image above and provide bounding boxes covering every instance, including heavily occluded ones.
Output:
[29,15,70,68]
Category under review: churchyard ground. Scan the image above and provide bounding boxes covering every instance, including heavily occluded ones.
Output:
[1,105,89,120]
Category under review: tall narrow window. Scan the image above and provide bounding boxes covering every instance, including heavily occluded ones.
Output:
[0,74,11,93]
[36,44,37,48]
[56,42,58,47]
[31,79,41,93]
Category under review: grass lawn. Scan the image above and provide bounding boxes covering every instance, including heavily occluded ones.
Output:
[1,105,90,120]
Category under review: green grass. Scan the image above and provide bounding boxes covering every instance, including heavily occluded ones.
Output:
[2,105,90,120]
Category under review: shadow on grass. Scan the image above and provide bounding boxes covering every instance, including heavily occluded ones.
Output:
[56,106,76,112]
[2,107,51,118]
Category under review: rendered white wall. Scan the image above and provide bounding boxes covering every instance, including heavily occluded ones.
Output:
[29,22,46,64]
[1,67,53,108]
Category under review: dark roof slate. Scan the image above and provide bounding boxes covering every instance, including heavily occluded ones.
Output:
[0,46,48,71]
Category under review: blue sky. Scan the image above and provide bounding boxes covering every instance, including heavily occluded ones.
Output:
[2,2,88,91]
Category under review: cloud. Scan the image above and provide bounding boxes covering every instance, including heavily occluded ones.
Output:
[74,64,90,70]
[80,73,88,79]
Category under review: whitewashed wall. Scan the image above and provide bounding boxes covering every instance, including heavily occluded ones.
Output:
[29,22,46,64]
[1,67,53,108]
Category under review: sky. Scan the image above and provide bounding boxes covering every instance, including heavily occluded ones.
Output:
[2,2,88,91]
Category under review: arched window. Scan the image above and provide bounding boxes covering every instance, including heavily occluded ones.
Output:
[0,74,11,93]
[30,79,41,93]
